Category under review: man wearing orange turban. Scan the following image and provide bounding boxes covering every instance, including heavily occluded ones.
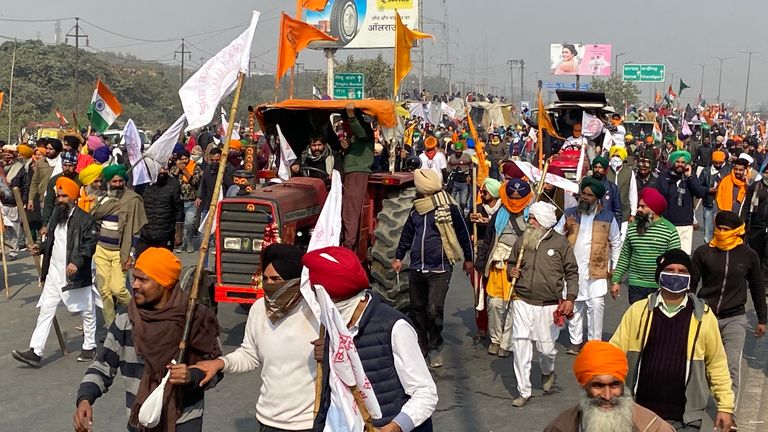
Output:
[418,134,448,182]
[544,341,674,432]
[73,246,221,432]
[12,173,99,368]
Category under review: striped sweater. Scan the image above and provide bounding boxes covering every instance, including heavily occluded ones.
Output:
[611,217,681,288]
[76,311,221,430]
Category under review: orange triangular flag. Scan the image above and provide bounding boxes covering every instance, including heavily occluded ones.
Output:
[0,91,4,111]
[302,0,329,12]
[537,90,564,140]
[276,12,335,87]
[394,11,432,98]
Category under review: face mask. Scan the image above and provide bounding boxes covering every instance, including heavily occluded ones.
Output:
[334,291,367,325]
[609,157,623,170]
[658,272,690,293]
[191,155,203,163]
[210,162,220,171]
[262,278,302,324]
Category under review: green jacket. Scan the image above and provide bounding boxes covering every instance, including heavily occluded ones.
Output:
[342,117,374,174]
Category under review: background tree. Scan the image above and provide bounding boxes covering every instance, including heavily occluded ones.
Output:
[590,73,641,109]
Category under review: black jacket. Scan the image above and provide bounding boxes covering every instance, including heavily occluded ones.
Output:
[691,243,766,324]
[198,164,234,210]
[137,176,184,243]
[693,145,714,168]
[42,173,81,226]
[746,180,768,229]
[474,209,525,275]
[653,170,707,226]
[40,206,97,291]
[698,166,724,209]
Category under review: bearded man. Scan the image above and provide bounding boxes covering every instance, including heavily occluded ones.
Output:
[611,188,680,303]
[556,177,622,355]
[74,248,221,432]
[291,134,337,179]
[417,136,448,182]
[607,146,638,240]
[474,178,532,357]
[90,164,148,326]
[544,341,674,432]
[635,157,657,193]
[77,163,103,214]
[715,157,749,218]
[41,150,80,229]
[590,156,622,224]
[507,201,579,407]
[12,177,98,367]
[746,163,768,278]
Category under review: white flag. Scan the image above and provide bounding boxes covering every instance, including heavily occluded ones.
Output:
[513,160,579,194]
[312,85,323,100]
[220,107,241,141]
[144,114,187,183]
[180,11,260,131]
[296,171,383,430]
[581,112,603,138]
[124,119,151,186]
[276,124,297,181]
[441,101,456,119]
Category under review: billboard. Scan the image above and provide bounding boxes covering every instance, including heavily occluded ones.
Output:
[550,44,612,76]
[305,0,418,49]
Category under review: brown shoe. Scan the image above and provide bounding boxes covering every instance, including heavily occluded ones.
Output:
[542,372,556,393]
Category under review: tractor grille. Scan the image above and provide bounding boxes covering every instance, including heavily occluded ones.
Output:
[218,202,272,287]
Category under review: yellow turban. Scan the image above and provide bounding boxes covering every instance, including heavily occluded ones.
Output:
[17,144,33,158]
[78,163,103,186]
[134,247,182,289]
[609,146,628,161]
[573,341,628,387]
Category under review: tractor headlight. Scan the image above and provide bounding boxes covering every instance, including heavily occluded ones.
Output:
[223,237,242,251]
[253,241,261,252]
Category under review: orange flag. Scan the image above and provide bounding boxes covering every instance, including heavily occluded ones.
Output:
[537,89,564,141]
[301,0,329,11]
[276,12,335,87]
[654,89,662,105]
[466,107,488,202]
[0,91,4,111]
[394,11,432,98]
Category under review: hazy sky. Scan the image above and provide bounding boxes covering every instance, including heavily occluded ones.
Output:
[1,0,766,108]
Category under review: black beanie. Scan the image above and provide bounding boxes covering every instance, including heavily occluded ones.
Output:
[714,211,743,229]
[655,249,693,283]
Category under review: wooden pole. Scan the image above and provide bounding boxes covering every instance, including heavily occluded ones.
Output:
[313,325,326,417]
[8,40,16,144]
[471,164,482,312]
[176,72,246,363]
[0,210,8,298]
[13,187,67,355]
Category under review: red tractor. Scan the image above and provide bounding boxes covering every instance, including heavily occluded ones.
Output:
[213,100,415,310]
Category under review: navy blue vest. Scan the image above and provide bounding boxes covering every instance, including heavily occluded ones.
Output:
[313,293,433,431]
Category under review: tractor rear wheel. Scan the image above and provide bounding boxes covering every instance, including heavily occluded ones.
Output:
[370,187,416,312]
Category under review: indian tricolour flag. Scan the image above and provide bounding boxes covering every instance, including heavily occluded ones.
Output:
[86,79,122,132]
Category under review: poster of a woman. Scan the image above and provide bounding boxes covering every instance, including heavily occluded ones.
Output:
[551,43,582,75]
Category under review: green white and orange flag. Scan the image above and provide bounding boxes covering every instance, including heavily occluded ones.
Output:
[87,79,122,132]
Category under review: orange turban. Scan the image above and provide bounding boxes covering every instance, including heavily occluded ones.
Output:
[134,247,182,289]
[424,136,438,150]
[572,341,628,387]
[229,139,242,150]
[55,177,80,201]
[712,151,726,163]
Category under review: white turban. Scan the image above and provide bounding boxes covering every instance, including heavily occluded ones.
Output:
[738,153,754,165]
[529,201,558,229]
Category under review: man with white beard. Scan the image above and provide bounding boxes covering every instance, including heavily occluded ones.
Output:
[556,177,622,355]
[544,340,674,432]
[507,201,579,407]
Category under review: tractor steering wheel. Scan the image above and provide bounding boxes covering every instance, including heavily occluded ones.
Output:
[299,166,331,179]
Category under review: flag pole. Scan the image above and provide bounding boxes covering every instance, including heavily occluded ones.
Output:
[176,71,246,363]
[537,85,544,170]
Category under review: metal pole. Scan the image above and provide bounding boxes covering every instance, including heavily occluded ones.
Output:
[507,60,515,102]
[324,48,336,98]
[520,60,525,102]
[713,56,733,105]
[614,52,625,75]
[741,51,758,111]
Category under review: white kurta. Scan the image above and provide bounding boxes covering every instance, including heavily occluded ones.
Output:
[418,152,447,182]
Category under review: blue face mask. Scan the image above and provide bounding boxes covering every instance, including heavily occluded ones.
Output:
[658,272,690,293]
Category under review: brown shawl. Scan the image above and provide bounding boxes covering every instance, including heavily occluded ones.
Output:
[91,189,148,262]
[127,288,221,431]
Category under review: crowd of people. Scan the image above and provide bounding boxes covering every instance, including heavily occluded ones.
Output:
[0,94,766,432]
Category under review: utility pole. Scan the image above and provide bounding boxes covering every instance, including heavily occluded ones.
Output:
[175,39,191,85]
[438,63,453,95]
[614,52,625,75]
[740,50,758,111]
[65,17,88,114]
[417,0,424,93]
[712,56,733,105]
[507,59,525,102]
[695,63,710,101]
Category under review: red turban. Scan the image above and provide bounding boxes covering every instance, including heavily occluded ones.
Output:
[303,246,369,299]
[55,177,80,201]
[501,161,525,180]
[639,187,667,216]
[573,340,628,387]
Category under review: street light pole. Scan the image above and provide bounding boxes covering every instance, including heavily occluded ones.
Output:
[614,52,625,75]
[740,50,758,111]
[695,63,711,101]
[712,56,733,105]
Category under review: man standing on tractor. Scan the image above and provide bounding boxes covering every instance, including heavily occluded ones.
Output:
[393,169,474,368]
[340,103,376,250]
